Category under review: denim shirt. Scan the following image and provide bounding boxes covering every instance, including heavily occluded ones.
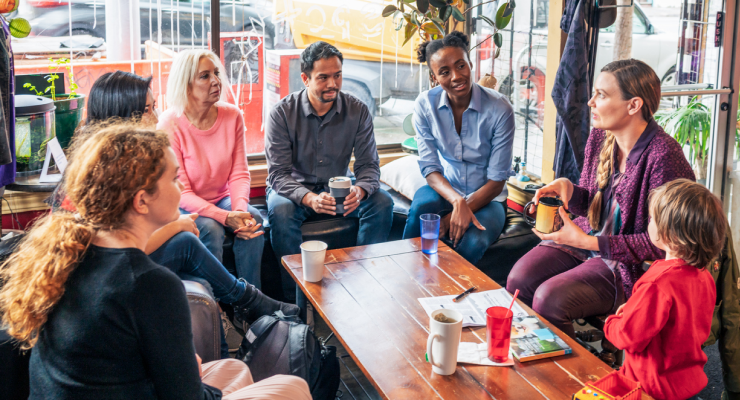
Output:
[413,83,515,202]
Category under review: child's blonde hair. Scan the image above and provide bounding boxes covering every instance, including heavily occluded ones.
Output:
[649,179,726,268]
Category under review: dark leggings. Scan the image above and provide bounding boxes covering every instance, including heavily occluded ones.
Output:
[506,245,625,338]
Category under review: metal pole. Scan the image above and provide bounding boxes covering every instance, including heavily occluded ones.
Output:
[211,0,220,57]
[105,0,141,62]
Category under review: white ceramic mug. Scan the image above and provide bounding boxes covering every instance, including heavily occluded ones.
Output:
[300,241,328,282]
[426,309,463,375]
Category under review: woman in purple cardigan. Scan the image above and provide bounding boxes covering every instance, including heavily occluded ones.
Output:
[507,59,695,338]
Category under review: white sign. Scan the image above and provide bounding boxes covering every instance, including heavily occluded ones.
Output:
[39,137,67,183]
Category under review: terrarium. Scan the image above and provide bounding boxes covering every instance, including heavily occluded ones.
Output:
[14,95,56,175]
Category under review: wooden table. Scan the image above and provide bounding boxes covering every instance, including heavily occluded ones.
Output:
[282,238,651,400]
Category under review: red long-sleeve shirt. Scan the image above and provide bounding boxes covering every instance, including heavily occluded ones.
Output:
[604,258,716,400]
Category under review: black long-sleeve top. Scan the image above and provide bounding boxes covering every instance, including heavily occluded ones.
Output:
[29,245,222,400]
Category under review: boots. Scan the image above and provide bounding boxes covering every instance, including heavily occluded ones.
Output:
[232,278,300,325]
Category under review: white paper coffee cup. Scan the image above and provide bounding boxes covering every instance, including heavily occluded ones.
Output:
[300,241,328,282]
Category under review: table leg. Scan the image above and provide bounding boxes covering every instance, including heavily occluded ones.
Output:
[297,286,307,321]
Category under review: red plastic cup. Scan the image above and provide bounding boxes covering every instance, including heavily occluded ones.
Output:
[486,306,513,363]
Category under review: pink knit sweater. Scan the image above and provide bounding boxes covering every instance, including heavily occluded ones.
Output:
[157,102,251,225]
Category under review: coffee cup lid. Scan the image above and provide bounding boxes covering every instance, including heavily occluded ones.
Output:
[328,177,351,188]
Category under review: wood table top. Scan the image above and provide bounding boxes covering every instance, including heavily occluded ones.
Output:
[282,238,652,400]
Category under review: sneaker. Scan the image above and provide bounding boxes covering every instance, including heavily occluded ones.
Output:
[221,311,244,353]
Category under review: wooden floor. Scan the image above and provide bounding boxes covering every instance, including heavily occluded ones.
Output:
[314,311,383,400]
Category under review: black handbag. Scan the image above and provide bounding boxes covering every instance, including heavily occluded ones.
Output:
[235,311,340,400]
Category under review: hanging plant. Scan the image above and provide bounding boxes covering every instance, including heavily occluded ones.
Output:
[381,0,515,57]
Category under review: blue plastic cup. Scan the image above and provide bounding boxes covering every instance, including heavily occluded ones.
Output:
[420,213,441,254]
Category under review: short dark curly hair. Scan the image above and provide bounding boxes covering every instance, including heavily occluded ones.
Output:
[416,31,470,64]
[300,41,344,77]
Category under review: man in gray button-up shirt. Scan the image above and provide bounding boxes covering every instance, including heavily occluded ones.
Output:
[265,42,393,295]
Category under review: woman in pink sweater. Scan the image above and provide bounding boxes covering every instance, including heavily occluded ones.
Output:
[158,49,265,291]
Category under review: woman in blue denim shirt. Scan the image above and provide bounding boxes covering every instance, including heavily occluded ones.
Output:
[402,32,516,265]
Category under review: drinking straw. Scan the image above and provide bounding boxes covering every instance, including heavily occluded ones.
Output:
[507,289,520,313]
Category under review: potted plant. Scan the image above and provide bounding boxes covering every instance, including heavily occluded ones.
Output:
[381,0,515,86]
[655,96,712,182]
[23,58,85,150]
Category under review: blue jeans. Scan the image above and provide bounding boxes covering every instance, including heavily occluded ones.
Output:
[148,231,247,304]
[402,185,506,265]
[267,187,394,298]
[149,231,247,359]
[181,196,265,289]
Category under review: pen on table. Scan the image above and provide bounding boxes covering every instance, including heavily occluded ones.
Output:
[453,286,477,302]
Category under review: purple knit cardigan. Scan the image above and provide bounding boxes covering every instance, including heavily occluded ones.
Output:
[568,121,695,298]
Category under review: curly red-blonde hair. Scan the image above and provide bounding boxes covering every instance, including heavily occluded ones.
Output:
[0,122,170,349]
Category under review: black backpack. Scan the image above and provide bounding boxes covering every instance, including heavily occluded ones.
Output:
[235,311,340,400]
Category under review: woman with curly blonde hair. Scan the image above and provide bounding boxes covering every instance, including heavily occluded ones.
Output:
[0,124,310,400]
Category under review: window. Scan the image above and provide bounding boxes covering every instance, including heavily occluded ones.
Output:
[470,0,548,178]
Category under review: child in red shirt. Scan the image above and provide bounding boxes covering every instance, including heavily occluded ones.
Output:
[604,179,724,400]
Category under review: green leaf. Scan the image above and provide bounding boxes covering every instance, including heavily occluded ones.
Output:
[23,83,31,88]
[439,5,452,21]
[431,18,445,34]
[496,3,513,29]
[451,7,465,21]
[44,87,51,93]
[382,5,398,17]
[417,0,429,14]
[403,23,418,46]
[429,0,446,7]
[493,32,503,47]
[502,2,514,18]
[479,15,495,29]
[422,21,442,35]
[410,11,421,26]
[495,47,501,58]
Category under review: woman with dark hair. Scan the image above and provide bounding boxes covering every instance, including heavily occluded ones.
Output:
[506,59,695,338]
[71,72,298,357]
[86,71,157,124]
[402,32,515,265]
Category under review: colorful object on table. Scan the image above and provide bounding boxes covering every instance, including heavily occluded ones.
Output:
[572,371,642,400]
[509,315,571,362]
[9,18,31,39]
[0,0,19,13]
[517,161,531,182]
[486,306,513,363]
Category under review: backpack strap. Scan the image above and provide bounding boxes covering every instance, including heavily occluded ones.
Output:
[238,315,280,363]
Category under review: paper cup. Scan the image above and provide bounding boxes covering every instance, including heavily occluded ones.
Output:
[301,241,328,282]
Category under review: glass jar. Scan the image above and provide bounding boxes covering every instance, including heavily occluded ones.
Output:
[14,95,56,176]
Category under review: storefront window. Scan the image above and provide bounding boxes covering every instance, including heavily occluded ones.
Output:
[470,0,548,178]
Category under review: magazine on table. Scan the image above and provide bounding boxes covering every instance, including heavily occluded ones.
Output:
[510,316,572,362]
[417,288,528,327]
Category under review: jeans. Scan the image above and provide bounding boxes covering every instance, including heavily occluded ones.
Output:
[149,231,247,304]
[267,187,394,299]
[402,185,506,265]
[506,245,625,338]
[149,231,248,359]
[181,196,265,289]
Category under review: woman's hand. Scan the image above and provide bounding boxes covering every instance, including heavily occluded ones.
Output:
[449,199,485,247]
[532,207,598,250]
[225,211,253,231]
[196,353,203,378]
[177,213,200,237]
[533,178,574,209]
[234,218,264,240]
